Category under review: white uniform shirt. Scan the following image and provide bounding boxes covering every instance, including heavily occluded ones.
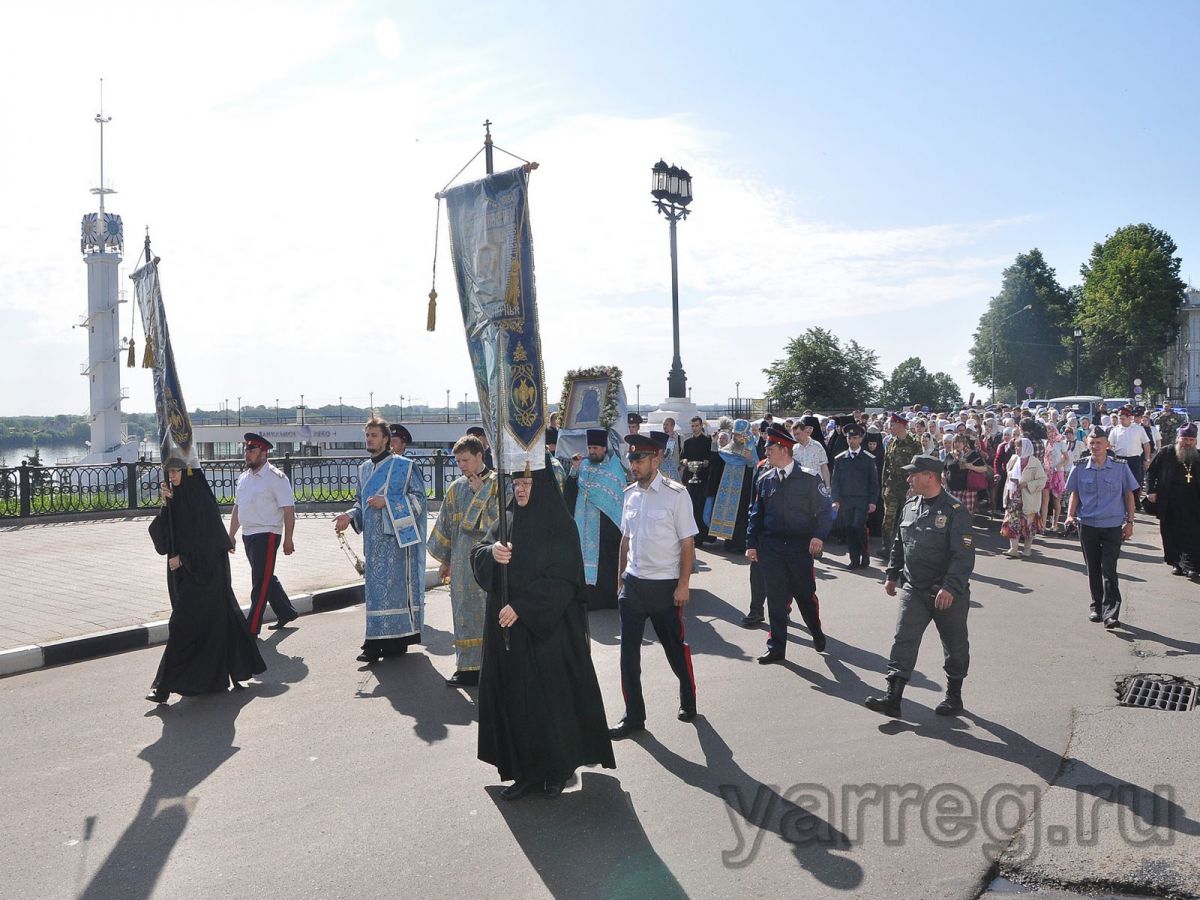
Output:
[234,464,295,535]
[1108,423,1149,458]
[792,439,828,477]
[620,473,698,580]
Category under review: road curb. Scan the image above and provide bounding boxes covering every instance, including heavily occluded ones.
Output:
[0,566,444,679]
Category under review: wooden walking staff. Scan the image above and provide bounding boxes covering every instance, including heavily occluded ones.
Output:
[494,329,517,651]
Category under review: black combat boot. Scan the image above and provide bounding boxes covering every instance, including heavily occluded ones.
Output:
[935,678,964,716]
[864,676,906,718]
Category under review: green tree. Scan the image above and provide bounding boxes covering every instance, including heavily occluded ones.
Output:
[877,357,963,410]
[968,249,1073,402]
[1076,223,1187,395]
[763,327,880,410]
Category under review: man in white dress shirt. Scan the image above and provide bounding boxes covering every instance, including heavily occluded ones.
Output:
[608,431,699,740]
[1108,406,1152,485]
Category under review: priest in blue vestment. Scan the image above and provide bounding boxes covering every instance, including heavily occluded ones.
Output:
[335,418,428,663]
[563,428,627,610]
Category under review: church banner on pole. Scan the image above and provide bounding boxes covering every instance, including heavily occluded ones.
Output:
[130,259,199,470]
[444,166,547,474]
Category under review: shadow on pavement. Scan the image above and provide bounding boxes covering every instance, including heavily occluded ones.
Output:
[489,771,688,899]
[880,710,1200,839]
[355,653,476,743]
[1112,624,1200,657]
[80,688,254,900]
[420,623,457,657]
[255,630,310,695]
[635,716,863,890]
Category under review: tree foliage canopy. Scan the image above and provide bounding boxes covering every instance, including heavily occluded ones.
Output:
[1076,223,1187,395]
[876,357,963,410]
[967,249,1073,401]
[763,327,880,410]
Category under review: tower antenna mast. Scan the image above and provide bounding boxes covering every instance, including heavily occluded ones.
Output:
[90,78,116,214]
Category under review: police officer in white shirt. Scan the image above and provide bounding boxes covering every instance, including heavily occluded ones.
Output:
[791,417,831,488]
[228,433,299,635]
[1108,406,1152,485]
[608,431,700,740]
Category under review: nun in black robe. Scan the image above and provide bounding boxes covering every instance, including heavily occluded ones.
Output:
[470,462,615,800]
[146,465,266,703]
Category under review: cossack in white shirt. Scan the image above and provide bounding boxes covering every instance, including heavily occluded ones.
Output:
[1108,423,1149,458]
[620,473,699,580]
[234,464,296,535]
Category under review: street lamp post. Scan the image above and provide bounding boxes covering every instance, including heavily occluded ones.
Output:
[237,396,241,427]
[636,384,641,416]
[990,304,1033,405]
[224,398,229,426]
[446,389,451,424]
[400,395,405,422]
[1074,328,1083,394]
[651,159,693,400]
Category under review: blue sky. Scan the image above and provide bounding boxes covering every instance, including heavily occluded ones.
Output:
[1,0,1197,416]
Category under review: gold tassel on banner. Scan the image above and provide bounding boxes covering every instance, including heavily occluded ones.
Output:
[126,338,136,368]
[427,196,442,332]
[142,341,155,369]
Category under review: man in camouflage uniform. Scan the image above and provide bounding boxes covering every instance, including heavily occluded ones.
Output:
[865,455,976,718]
[878,413,922,560]
[1157,409,1181,450]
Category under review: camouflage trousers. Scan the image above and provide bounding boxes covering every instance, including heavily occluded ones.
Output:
[881,491,907,548]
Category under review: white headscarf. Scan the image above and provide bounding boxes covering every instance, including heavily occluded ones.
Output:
[1010,437,1034,491]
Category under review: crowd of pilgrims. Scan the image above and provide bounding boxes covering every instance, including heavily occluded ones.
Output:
[668,401,1188,563]
[138,396,1199,800]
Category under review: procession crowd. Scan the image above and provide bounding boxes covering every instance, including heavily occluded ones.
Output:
[136,396,1199,801]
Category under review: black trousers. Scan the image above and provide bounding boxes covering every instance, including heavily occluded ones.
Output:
[748,560,766,618]
[1120,455,1145,487]
[243,532,297,635]
[1078,523,1123,620]
[839,501,870,565]
[758,538,821,655]
[619,574,695,723]
[686,482,710,543]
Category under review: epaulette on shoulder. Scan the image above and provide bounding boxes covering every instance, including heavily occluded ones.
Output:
[835,450,849,460]
[863,450,876,459]
[624,481,637,492]
[268,463,286,478]
[662,477,686,492]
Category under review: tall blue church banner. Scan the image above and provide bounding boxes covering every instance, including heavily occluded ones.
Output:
[444,166,547,474]
[130,260,199,470]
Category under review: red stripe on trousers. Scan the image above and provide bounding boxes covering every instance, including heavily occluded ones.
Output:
[249,532,277,634]
[677,605,696,695]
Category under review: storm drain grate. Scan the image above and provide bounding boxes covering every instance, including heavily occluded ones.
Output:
[1120,677,1197,712]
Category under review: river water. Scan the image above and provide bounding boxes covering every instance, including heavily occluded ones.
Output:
[0,445,87,467]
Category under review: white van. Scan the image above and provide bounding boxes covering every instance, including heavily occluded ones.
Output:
[1047,395,1104,419]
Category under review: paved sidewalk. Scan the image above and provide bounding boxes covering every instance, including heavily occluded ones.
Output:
[0,511,439,653]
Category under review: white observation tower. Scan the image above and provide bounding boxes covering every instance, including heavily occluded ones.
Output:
[79,89,128,460]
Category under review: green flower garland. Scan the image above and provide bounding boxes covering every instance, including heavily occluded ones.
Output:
[560,365,623,429]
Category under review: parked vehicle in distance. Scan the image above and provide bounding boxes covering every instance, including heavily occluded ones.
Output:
[1021,398,1050,411]
[1046,396,1104,419]
[1104,397,1133,411]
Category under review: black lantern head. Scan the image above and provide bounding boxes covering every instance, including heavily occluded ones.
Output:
[677,167,692,206]
[651,159,670,199]
[667,164,681,202]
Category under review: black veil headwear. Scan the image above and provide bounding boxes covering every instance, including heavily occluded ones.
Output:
[505,456,585,596]
[150,469,234,557]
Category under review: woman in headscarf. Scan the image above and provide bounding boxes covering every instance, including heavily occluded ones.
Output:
[1042,424,1069,532]
[944,434,988,516]
[1000,438,1047,558]
[470,462,614,800]
[146,463,266,703]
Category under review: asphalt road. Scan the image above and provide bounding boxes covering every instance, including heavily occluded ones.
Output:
[1,516,1194,900]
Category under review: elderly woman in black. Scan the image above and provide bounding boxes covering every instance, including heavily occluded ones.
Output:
[146,462,265,703]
